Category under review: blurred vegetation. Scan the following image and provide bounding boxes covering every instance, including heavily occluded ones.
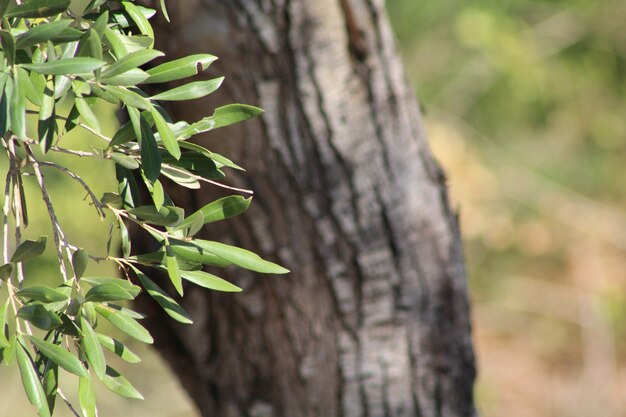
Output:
[387,1,626,416]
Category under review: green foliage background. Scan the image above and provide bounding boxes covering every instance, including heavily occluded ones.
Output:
[388,1,626,416]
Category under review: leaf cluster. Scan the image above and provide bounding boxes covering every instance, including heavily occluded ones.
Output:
[0,1,287,415]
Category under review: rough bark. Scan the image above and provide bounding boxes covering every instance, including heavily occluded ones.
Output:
[136,1,477,416]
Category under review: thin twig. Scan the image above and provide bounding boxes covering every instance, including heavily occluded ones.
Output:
[24,145,71,282]
[26,110,112,143]
[57,388,81,417]
[49,146,99,158]
[38,161,106,219]
[1,139,12,266]
[162,163,254,195]
[7,140,26,289]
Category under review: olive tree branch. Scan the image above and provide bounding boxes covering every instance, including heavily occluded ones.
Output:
[24,144,73,282]
[38,161,107,219]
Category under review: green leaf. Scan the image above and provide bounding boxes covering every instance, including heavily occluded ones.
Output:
[151,179,165,210]
[119,219,131,258]
[192,240,289,274]
[100,68,150,86]
[94,305,153,344]
[0,298,9,348]
[168,240,233,268]
[159,0,170,22]
[11,236,47,263]
[19,67,41,107]
[103,86,150,110]
[17,304,62,331]
[16,342,51,417]
[129,205,183,227]
[101,49,163,79]
[42,362,58,414]
[0,262,13,281]
[151,77,224,101]
[179,142,244,171]
[38,78,56,153]
[0,0,10,18]
[144,54,217,84]
[85,283,138,302]
[109,120,136,147]
[16,286,68,303]
[102,366,144,400]
[15,20,74,49]
[3,335,16,366]
[184,212,204,237]
[11,72,26,140]
[160,165,200,189]
[26,335,87,377]
[95,333,141,363]
[22,58,106,75]
[74,95,100,132]
[0,30,15,67]
[180,270,242,292]
[176,196,251,230]
[151,107,180,159]
[103,27,127,59]
[5,0,69,18]
[81,277,141,298]
[116,165,140,208]
[111,152,139,170]
[121,1,154,46]
[165,245,183,296]
[211,104,264,129]
[72,248,89,279]
[139,112,161,182]
[133,267,192,324]
[80,317,106,380]
[78,375,97,417]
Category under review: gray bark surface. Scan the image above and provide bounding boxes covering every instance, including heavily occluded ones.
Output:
[136,1,477,416]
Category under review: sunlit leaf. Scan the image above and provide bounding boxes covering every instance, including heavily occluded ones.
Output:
[26,335,87,377]
[80,317,106,380]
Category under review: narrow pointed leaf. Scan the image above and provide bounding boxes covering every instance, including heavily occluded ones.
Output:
[18,305,62,331]
[165,246,183,296]
[5,0,69,18]
[26,335,87,377]
[15,20,74,49]
[79,375,97,417]
[180,270,242,292]
[176,196,251,230]
[151,107,180,159]
[94,305,153,344]
[16,342,51,417]
[16,286,68,303]
[144,54,217,84]
[190,240,289,274]
[85,283,137,302]
[80,317,106,380]
[81,277,141,298]
[22,58,106,75]
[96,334,141,363]
[101,49,163,79]
[11,236,47,263]
[151,77,224,101]
[101,366,144,400]
[133,268,192,324]
[42,362,58,414]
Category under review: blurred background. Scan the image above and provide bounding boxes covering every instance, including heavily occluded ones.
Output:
[1,1,624,416]
[388,0,626,416]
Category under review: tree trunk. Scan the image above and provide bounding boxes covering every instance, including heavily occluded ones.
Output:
[137,1,477,416]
